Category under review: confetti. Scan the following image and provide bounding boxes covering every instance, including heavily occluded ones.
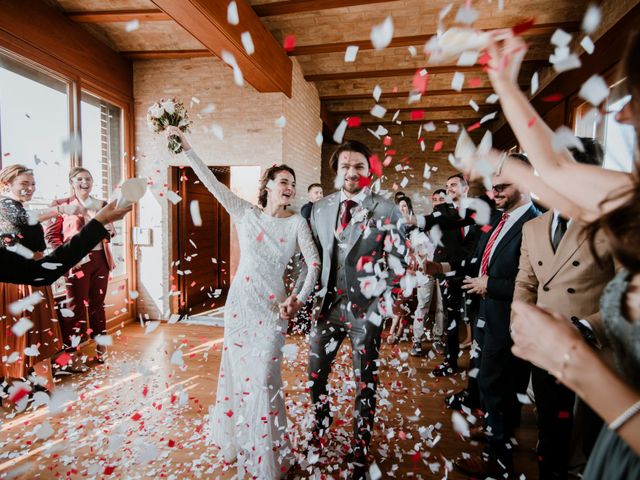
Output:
[373,85,382,102]
[455,4,479,24]
[275,115,287,128]
[333,119,348,143]
[190,200,202,226]
[582,5,601,34]
[221,50,244,86]
[227,1,239,25]
[531,71,539,95]
[315,132,323,146]
[10,317,34,336]
[370,104,387,118]
[579,74,610,106]
[344,45,359,62]
[9,291,43,314]
[283,35,296,52]
[125,19,140,32]
[580,35,595,55]
[241,31,255,55]
[370,16,394,50]
[451,72,465,92]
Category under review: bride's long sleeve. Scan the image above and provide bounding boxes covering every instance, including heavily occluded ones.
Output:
[295,218,320,303]
[184,148,251,219]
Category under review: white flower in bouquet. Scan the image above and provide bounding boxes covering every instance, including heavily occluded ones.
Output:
[146,97,192,154]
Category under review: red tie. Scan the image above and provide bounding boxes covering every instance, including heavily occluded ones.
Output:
[480,212,509,276]
[338,199,357,233]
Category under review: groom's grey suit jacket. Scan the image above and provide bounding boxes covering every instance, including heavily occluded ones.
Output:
[309,190,405,318]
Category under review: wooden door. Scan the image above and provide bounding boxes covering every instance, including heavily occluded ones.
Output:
[170,166,230,316]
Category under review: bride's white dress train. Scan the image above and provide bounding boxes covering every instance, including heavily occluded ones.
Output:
[184,149,319,479]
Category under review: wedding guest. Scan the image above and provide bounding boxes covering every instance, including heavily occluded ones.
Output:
[46,167,115,365]
[394,190,406,204]
[301,183,323,220]
[0,164,79,390]
[431,188,447,207]
[461,29,640,479]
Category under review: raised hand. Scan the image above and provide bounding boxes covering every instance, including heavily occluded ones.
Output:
[165,125,191,151]
[485,30,528,89]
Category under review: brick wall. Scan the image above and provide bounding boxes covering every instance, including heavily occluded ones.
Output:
[133,57,321,319]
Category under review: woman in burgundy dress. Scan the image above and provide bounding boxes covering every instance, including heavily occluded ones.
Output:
[46,167,115,365]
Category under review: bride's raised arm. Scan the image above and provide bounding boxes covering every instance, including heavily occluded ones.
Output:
[166,126,252,219]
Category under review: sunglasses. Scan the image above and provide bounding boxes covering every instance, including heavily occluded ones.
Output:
[491,183,512,193]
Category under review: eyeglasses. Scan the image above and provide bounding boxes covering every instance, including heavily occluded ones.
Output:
[491,183,512,193]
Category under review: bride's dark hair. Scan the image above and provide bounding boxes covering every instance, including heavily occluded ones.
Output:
[258,164,296,208]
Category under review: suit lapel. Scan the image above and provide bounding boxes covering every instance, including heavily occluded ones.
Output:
[320,193,341,256]
[546,219,586,283]
[345,193,378,256]
[489,205,536,267]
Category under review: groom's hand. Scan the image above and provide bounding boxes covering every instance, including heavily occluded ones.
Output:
[279,294,303,320]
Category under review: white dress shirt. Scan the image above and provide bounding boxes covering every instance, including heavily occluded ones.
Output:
[551,209,573,243]
[485,202,532,266]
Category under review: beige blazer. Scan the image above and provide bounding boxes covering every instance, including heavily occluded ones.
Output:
[513,210,617,346]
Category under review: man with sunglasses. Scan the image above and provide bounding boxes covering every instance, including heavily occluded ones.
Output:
[423,153,540,477]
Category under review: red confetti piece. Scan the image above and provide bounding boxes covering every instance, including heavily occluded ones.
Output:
[410,110,425,120]
[369,154,383,177]
[558,410,571,419]
[478,52,491,65]
[225,409,234,417]
[383,136,392,146]
[412,69,429,93]
[542,93,564,102]
[358,176,371,188]
[528,117,537,127]
[74,270,85,279]
[142,385,149,397]
[480,224,493,232]
[55,352,72,367]
[9,387,30,403]
[356,256,373,271]
[167,439,175,447]
[347,116,361,127]
[283,35,295,52]
[256,231,264,242]
[468,77,483,87]
[467,121,481,132]
[433,141,443,152]
[512,18,536,35]
[131,412,142,421]
[103,466,115,475]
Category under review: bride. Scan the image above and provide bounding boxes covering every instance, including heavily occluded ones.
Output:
[165,127,320,478]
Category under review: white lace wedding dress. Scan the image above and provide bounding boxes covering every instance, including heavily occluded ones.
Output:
[185,149,320,479]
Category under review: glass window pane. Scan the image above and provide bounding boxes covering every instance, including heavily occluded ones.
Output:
[0,52,71,209]
[80,91,126,276]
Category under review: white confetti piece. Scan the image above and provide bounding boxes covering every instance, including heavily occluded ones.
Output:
[62,134,82,155]
[469,99,479,111]
[325,337,339,354]
[275,115,287,128]
[171,348,184,367]
[517,393,532,404]
[315,132,323,146]
[145,321,160,334]
[211,123,224,140]
[281,344,299,362]
[227,1,239,25]
[9,292,43,314]
[344,45,359,62]
[452,411,470,436]
[552,126,585,152]
[580,36,595,54]
[129,290,139,299]
[579,74,610,106]
[455,4,478,24]
[373,85,382,102]
[125,19,140,32]
[6,242,34,259]
[451,71,464,92]
[370,104,387,118]
[60,308,75,318]
[551,29,572,47]
[49,387,77,414]
[70,335,81,347]
[94,334,113,346]
[486,93,499,104]
[457,50,479,67]
[552,53,582,73]
[40,262,62,270]
[165,190,182,204]
[333,119,348,143]
[24,344,39,356]
[35,420,54,440]
[582,5,601,34]
[531,71,539,95]
[369,462,383,480]
[190,200,202,227]
[241,31,254,55]
[11,317,34,336]
[370,16,394,50]
[221,50,243,86]
[480,111,498,124]
[408,45,417,57]
[423,121,436,132]
[447,123,460,133]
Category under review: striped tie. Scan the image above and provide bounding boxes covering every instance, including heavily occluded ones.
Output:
[480,212,509,276]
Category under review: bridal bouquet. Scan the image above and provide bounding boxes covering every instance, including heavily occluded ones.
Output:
[147,98,192,153]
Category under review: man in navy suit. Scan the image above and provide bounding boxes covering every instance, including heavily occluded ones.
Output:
[424,153,540,477]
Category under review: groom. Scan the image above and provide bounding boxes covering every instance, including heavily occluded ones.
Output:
[305,140,404,476]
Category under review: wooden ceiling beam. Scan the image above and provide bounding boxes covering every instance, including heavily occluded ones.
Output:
[253,0,396,17]
[121,49,213,60]
[359,118,484,127]
[289,22,579,56]
[66,9,169,23]
[331,105,493,116]
[151,0,292,96]
[321,87,495,101]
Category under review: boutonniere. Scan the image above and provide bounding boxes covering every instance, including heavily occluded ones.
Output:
[351,206,372,224]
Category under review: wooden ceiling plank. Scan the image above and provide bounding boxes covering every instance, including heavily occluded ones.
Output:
[289,21,579,56]
[121,49,213,60]
[331,105,493,115]
[151,0,292,96]
[253,0,397,17]
[320,87,495,101]
[66,9,170,23]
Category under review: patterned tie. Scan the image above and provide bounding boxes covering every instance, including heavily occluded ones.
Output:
[480,212,509,276]
[552,216,568,252]
[337,199,357,234]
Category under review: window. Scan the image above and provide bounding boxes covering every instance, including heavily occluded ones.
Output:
[573,78,637,172]
[0,52,71,208]
[81,91,126,277]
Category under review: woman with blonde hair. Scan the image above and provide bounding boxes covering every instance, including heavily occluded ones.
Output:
[0,164,80,393]
[45,167,115,366]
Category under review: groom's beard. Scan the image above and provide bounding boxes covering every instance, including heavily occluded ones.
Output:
[343,175,363,194]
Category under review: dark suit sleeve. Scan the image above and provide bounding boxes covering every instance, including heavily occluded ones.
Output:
[486,276,517,301]
[0,219,108,286]
[301,202,312,221]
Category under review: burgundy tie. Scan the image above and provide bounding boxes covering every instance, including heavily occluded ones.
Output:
[338,199,357,233]
[480,212,509,276]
